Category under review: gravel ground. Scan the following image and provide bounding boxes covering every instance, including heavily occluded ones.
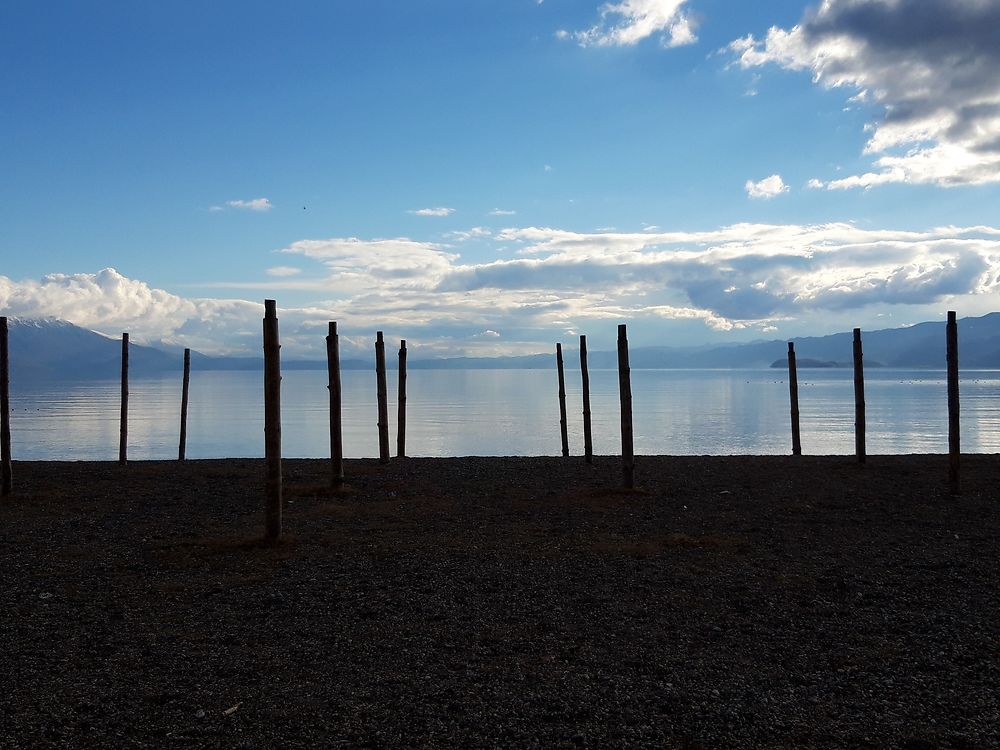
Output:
[1,454,998,749]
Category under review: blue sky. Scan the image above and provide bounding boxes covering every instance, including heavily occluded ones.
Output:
[2,0,1000,357]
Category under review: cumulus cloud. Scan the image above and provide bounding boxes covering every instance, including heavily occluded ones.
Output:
[489,208,517,216]
[4,223,1000,357]
[564,0,697,48]
[730,0,1000,188]
[222,198,272,211]
[408,207,455,217]
[0,268,264,355]
[745,174,789,199]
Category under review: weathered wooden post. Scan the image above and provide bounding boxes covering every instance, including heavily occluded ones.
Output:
[326,322,344,486]
[178,348,191,461]
[375,331,390,464]
[787,341,801,456]
[263,300,282,542]
[580,334,593,465]
[397,339,407,458]
[556,343,569,458]
[947,311,960,492]
[1,317,11,496]
[119,333,129,465]
[853,329,866,464]
[617,324,635,489]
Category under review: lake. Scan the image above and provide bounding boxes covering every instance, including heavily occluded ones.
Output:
[6,368,1000,460]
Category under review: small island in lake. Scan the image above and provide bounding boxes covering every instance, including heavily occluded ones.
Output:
[770,357,885,368]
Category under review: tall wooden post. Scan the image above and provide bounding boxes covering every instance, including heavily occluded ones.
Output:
[947,311,960,492]
[556,343,569,458]
[263,300,282,542]
[852,329,866,464]
[327,322,344,487]
[397,339,407,458]
[178,348,191,461]
[580,334,593,465]
[375,331,390,464]
[0,317,11,496]
[617,324,635,489]
[119,333,129,465]
[787,341,801,456]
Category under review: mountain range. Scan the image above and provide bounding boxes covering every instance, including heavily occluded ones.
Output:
[3,313,1000,382]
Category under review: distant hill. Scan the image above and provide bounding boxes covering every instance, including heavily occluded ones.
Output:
[2,318,367,382]
[5,318,180,381]
[3,312,1000,381]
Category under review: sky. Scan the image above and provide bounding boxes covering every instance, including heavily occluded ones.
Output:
[2,0,1000,358]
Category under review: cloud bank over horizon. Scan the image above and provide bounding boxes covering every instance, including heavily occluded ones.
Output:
[3,221,999,357]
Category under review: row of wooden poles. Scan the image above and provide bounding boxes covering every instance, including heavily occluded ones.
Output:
[258,302,640,542]
[0,305,637,537]
[0,308,964,535]
[785,311,961,493]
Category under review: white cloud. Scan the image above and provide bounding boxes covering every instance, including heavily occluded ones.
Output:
[730,0,1000,188]
[225,198,272,212]
[408,207,455,217]
[489,208,517,216]
[565,0,697,48]
[279,237,459,294]
[745,174,789,200]
[447,227,492,241]
[266,266,302,277]
[475,330,501,338]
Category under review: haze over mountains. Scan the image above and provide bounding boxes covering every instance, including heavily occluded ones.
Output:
[5,313,1000,381]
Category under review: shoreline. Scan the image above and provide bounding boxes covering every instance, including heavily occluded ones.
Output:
[3,455,998,748]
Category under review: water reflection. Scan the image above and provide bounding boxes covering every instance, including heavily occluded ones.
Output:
[7,369,1000,460]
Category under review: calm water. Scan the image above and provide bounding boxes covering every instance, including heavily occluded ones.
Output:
[7,369,1000,460]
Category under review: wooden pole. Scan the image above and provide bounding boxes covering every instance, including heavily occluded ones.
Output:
[119,333,129,465]
[617,324,635,489]
[556,343,569,458]
[326,322,344,487]
[787,341,801,456]
[375,331,390,464]
[178,348,191,461]
[580,334,593,465]
[947,311,960,492]
[397,339,407,458]
[0,317,11,496]
[853,329,866,464]
[263,300,282,542]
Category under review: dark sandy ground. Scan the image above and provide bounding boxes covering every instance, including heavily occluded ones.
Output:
[1,454,998,749]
